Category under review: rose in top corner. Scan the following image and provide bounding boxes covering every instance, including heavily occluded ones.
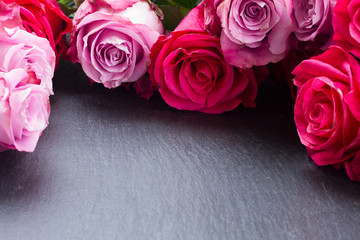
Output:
[292,0,336,49]
[0,27,56,95]
[333,0,360,59]
[2,0,72,63]
[68,0,164,89]
[213,0,293,68]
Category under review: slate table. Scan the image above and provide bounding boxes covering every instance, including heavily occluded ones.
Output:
[0,62,360,240]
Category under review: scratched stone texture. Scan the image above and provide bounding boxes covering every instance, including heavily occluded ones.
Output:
[0,62,359,240]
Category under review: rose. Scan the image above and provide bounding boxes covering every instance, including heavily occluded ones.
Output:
[345,152,360,181]
[2,0,73,62]
[292,0,335,48]
[86,0,139,10]
[68,0,163,89]
[0,0,22,30]
[333,0,360,58]
[215,0,293,68]
[148,4,258,114]
[0,69,50,152]
[293,46,360,174]
[0,27,56,94]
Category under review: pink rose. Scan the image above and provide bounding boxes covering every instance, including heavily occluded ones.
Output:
[345,152,360,181]
[68,0,163,88]
[333,0,360,58]
[2,0,73,64]
[293,46,360,180]
[0,69,50,152]
[0,1,22,30]
[87,0,139,10]
[215,0,293,68]
[292,0,335,48]
[0,27,56,94]
[148,4,258,114]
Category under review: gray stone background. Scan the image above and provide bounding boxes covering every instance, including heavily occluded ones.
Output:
[0,62,359,240]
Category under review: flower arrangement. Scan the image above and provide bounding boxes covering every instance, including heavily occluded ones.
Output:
[0,0,359,181]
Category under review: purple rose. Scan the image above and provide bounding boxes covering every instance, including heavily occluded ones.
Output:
[216,0,293,68]
[68,0,163,89]
[292,0,336,48]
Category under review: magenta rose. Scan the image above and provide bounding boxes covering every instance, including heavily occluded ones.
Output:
[68,0,163,89]
[292,0,335,49]
[215,0,293,68]
[0,69,50,152]
[333,0,360,58]
[148,4,258,114]
[0,27,55,94]
[293,46,360,180]
[345,152,360,181]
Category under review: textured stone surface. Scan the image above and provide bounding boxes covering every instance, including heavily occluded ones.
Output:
[0,62,359,240]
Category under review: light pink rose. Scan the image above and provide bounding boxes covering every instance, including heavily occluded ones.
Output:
[0,1,22,31]
[0,69,50,152]
[292,0,336,48]
[0,28,55,94]
[216,0,293,68]
[293,46,360,180]
[68,0,163,88]
[87,0,138,10]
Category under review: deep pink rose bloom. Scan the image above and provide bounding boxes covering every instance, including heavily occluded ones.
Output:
[292,0,335,48]
[2,0,73,64]
[0,27,56,94]
[345,152,360,181]
[148,4,258,114]
[333,0,360,58]
[215,0,293,68]
[68,0,163,89]
[0,69,50,152]
[293,46,360,180]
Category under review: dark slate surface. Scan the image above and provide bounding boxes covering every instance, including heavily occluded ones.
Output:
[0,62,359,240]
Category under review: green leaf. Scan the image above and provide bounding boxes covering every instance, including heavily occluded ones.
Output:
[58,2,77,16]
[153,0,198,9]
[171,0,197,9]
[158,5,183,31]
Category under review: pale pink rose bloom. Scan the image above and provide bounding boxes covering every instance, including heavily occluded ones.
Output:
[69,0,163,88]
[0,69,50,152]
[0,28,55,94]
[216,0,293,68]
[88,0,138,10]
[0,1,22,31]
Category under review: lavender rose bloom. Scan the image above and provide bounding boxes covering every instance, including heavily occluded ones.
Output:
[69,0,163,88]
[292,0,336,48]
[216,0,293,68]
